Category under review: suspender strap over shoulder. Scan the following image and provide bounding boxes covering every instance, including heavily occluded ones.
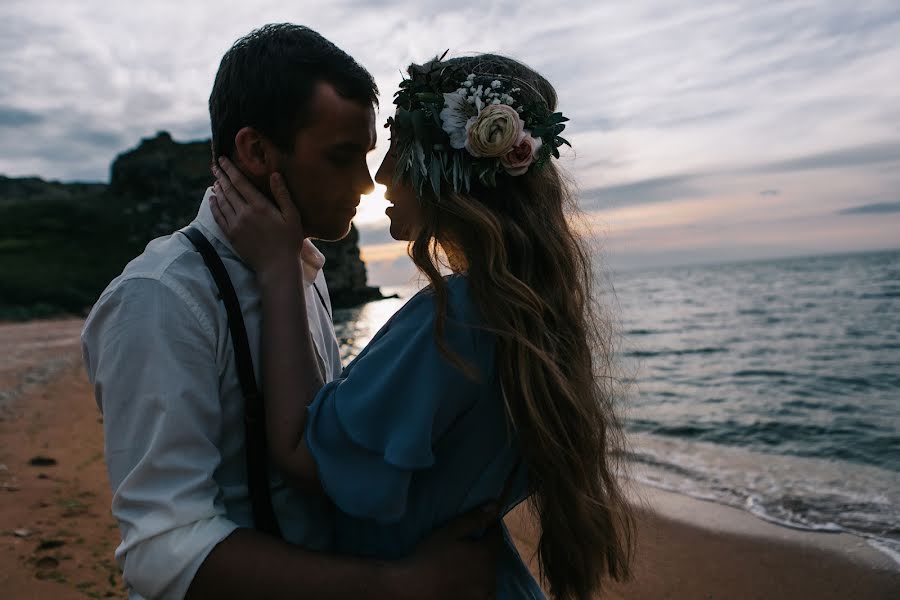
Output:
[180,226,282,539]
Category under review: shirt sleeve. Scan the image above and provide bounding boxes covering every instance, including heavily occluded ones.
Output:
[305,282,493,524]
[82,277,238,599]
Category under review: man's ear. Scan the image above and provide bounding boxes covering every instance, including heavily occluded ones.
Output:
[233,127,278,177]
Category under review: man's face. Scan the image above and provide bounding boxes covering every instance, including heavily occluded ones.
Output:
[277,81,376,241]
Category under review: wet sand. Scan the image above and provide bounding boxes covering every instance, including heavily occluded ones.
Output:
[0,318,123,598]
[1,318,898,599]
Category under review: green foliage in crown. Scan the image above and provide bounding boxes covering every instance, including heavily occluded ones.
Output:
[386,52,570,198]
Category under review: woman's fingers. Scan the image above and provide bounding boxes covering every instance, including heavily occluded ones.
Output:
[211,163,246,210]
[217,156,267,211]
[212,181,238,221]
[269,172,299,222]
[209,195,229,230]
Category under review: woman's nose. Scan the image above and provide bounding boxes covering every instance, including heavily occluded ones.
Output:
[374,154,391,187]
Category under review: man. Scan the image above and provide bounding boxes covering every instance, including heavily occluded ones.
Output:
[82,24,498,599]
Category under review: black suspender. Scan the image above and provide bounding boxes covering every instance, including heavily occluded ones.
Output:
[312,281,331,319]
[180,226,282,538]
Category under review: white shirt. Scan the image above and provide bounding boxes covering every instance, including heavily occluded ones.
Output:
[81,188,342,599]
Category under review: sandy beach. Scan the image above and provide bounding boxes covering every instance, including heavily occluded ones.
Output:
[1,318,898,599]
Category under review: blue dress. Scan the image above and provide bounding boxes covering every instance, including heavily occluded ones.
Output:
[306,275,545,599]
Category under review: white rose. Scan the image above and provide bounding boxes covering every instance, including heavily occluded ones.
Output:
[464,104,525,158]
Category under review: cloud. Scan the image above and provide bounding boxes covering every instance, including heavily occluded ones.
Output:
[0,106,44,127]
[580,174,706,211]
[3,0,899,181]
[69,128,128,150]
[579,139,900,211]
[3,0,900,267]
[748,141,900,174]
[837,201,900,215]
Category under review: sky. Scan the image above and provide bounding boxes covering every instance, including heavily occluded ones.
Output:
[2,0,899,284]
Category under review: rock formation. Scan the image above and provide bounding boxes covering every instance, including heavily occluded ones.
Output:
[0,131,385,318]
[110,131,385,307]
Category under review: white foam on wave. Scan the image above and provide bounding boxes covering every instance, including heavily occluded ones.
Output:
[745,495,843,533]
[626,432,900,566]
[867,539,900,567]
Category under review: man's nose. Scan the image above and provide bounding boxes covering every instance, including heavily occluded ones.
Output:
[360,169,375,196]
[358,166,375,196]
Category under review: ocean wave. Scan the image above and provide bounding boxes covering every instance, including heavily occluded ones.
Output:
[732,369,791,377]
[632,419,899,469]
[744,495,844,533]
[859,291,900,300]
[626,432,900,567]
[625,328,662,336]
[868,539,900,566]
[610,251,900,563]
[625,347,727,358]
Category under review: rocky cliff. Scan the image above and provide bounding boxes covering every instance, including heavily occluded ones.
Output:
[0,132,384,319]
[110,131,384,307]
[315,226,384,307]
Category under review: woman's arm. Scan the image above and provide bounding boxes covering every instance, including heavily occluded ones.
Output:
[211,158,322,489]
[188,506,503,600]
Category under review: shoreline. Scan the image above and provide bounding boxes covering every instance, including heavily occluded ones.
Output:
[631,480,900,569]
[506,483,899,599]
[631,484,898,570]
[1,317,898,598]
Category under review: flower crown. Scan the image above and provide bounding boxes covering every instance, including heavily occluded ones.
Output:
[386,52,570,198]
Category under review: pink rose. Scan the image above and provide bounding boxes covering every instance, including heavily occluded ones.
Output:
[500,130,543,175]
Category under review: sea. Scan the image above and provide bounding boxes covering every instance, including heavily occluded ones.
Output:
[333,248,900,563]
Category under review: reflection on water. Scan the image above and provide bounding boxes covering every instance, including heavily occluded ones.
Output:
[332,285,418,363]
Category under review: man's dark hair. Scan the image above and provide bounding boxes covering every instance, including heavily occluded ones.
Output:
[209,23,378,158]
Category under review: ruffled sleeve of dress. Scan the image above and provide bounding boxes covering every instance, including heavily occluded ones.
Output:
[305,277,492,523]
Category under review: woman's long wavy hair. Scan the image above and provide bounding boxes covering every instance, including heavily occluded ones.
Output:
[403,54,634,600]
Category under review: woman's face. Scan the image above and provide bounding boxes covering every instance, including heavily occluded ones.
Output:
[374,128,423,241]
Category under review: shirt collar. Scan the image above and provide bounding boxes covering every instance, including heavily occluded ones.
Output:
[193,187,326,287]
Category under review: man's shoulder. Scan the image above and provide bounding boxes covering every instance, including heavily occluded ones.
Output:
[88,229,219,326]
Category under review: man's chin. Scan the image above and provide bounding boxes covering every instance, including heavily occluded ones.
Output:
[308,222,353,242]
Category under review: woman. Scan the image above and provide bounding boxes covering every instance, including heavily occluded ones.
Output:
[210,54,633,600]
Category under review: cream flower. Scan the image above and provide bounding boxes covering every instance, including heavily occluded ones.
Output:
[464,104,525,158]
[500,130,543,175]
